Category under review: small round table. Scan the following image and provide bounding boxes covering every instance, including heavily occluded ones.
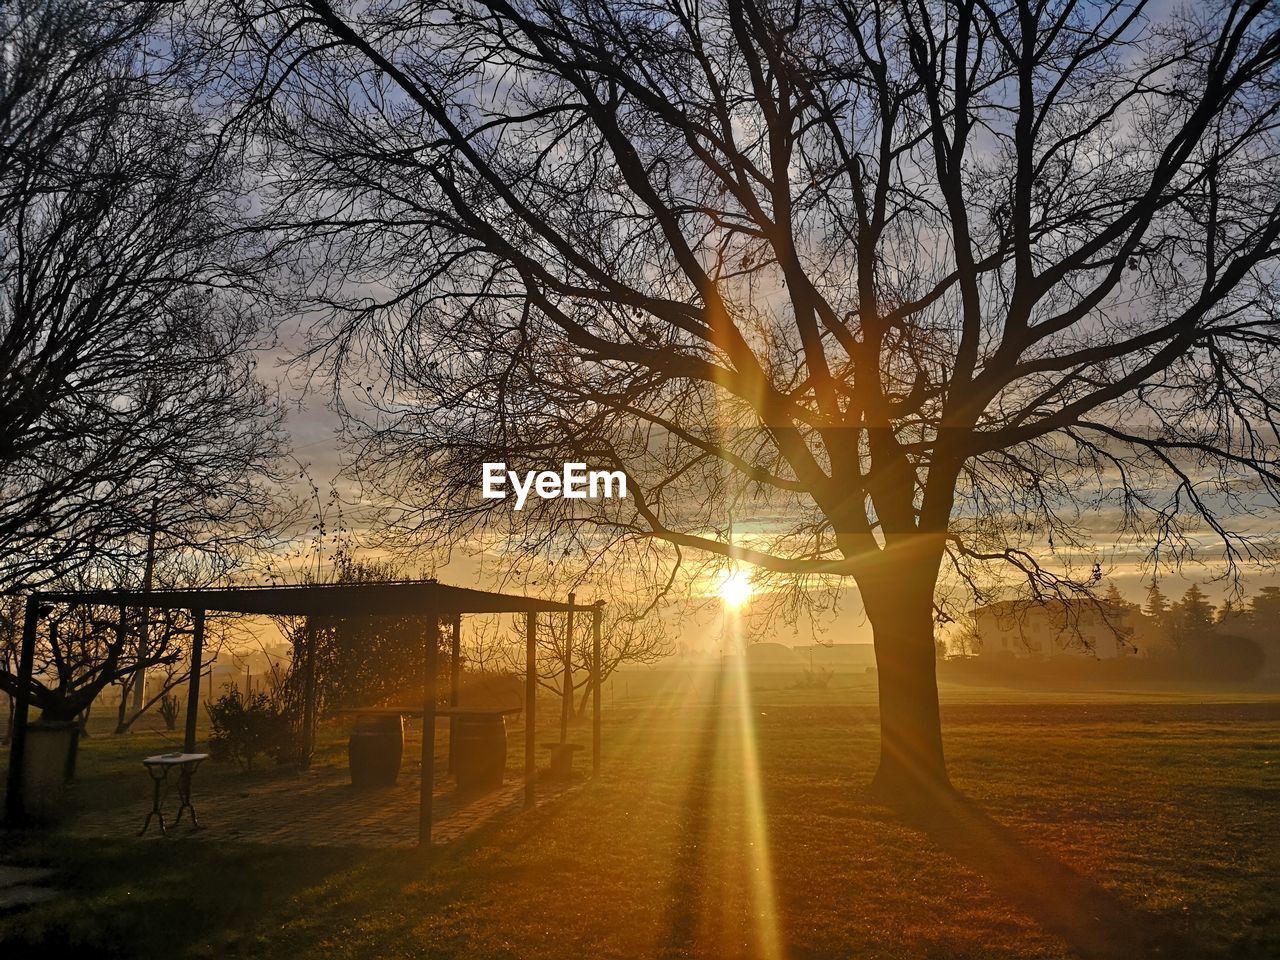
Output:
[139,753,209,836]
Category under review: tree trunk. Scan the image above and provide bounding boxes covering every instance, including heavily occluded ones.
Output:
[114,678,135,734]
[859,550,950,798]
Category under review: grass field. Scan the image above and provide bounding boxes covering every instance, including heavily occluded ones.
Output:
[2,672,1277,959]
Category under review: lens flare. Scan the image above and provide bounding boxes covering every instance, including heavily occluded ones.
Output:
[719,569,753,609]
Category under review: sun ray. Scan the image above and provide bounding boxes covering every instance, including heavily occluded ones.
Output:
[721,603,785,959]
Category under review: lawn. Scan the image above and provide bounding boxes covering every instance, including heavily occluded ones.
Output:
[1,672,1277,959]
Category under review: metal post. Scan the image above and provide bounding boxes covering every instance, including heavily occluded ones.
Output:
[4,596,41,825]
[113,606,127,734]
[561,594,574,745]
[183,609,205,753]
[592,603,603,777]
[300,621,317,771]
[448,612,462,773]
[524,611,536,810]
[419,614,439,846]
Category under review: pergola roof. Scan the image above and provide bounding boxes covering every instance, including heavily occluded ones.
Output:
[35,579,596,618]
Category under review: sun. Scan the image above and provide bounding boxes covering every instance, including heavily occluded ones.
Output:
[718,569,753,610]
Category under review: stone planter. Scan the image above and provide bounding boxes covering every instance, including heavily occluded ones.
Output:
[21,720,78,824]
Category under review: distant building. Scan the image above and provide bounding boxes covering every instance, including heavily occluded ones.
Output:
[790,643,877,669]
[974,598,1136,659]
[743,642,803,671]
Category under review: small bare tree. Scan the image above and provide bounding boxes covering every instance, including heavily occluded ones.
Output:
[468,602,673,735]
[157,692,181,732]
[111,607,209,734]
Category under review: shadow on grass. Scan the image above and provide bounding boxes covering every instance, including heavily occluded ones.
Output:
[659,685,723,958]
[0,834,358,959]
[895,789,1206,960]
[0,821,583,959]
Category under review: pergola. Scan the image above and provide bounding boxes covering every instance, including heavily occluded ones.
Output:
[4,580,602,843]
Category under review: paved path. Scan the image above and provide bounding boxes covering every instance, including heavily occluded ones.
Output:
[64,767,580,848]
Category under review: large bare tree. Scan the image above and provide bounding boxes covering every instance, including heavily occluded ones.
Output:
[0,0,288,591]
[217,0,1280,793]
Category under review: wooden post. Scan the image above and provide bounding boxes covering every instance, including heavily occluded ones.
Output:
[419,613,439,846]
[184,609,205,754]
[592,603,603,777]
[448,612,462,773]
[561,594,574,745]
[300,621,317,771]
[524,612,536,810]
[4,596,41,825]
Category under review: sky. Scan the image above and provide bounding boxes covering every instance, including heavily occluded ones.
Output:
[260,348,1279,659]
[245,0,1279,652]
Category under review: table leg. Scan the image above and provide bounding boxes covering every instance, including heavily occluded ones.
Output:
[139,767,168,836]
[172,762,202,829]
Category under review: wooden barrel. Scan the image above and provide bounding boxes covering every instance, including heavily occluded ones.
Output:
[348,714,404,788]
[453,714,507,793]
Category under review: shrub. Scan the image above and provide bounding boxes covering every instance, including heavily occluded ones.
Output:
[206,688,291,772]
[1175,634,1265,682]
[793,667,835,690]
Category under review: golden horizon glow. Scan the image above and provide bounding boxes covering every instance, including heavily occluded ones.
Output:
[718,569,753,610]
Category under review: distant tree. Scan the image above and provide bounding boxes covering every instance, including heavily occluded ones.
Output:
[500,602,672,724]
[0,0,287,591]
[157,692,181,733]
[1244,586,1280,675]
[110,606,207,735]
[947,615,982,658]
[1097,583,1137,651]
[1104,585,1130,610]
[0,595,22,740]
[219,1,1280,793]
[1143,585,1172,627]
[1250,586,1280,622]
[1173,584,1216,649]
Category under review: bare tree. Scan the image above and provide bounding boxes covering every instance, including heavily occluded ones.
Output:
[110,606,209,734]
[0,580,221,727]
[218,0,1280,793]
[0,0,287,592]
[494,603,671,720]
